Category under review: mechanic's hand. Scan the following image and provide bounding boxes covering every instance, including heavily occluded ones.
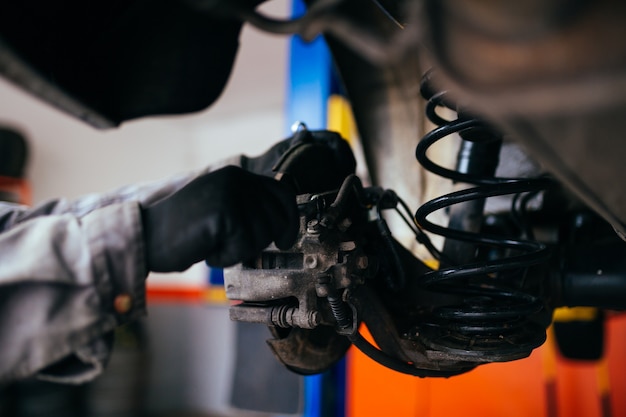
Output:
[243,128,357,194]
[141,166,299,272]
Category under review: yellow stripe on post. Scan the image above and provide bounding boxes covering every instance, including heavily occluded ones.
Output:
[597,356,611,396]
[327,94,357,144]
[543,327,559,417]
[203,287,228,304]
[422,259,439,270]
[553,307,599,322]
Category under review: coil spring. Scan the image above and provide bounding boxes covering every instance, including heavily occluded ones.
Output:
[413,71,553,361]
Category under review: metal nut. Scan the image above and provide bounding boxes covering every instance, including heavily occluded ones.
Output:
[339,241,356,251]
[307,219,321,234]
[356,255,369,269]
[304,255,318,269]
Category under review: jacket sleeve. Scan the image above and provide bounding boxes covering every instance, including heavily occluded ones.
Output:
[0,154,243,384]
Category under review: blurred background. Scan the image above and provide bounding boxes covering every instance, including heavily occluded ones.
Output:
[0,1,295,416]
[1,1,626,417]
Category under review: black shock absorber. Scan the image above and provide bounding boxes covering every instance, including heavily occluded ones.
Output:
[413,71,554,362]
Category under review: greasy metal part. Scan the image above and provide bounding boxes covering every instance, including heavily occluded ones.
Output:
[413,80,555,362]
[558,244,626,310]
[265,326,352,375]
[551,211,626,310]
[225,191,371,330]
[440,135,502,266]
[316,0,427,250]
[239,0,421,65]
[345,286,413,363]
[224,182,374,373]
[316,276,354,333]
[226,171,547,376]
[229,303,321,329]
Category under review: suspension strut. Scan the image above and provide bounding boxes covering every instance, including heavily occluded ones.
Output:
[412,71,554,362]
[224,92,557,376]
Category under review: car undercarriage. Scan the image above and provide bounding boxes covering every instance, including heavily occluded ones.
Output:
[2,0,626,378]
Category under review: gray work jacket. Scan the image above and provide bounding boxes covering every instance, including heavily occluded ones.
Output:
[0,155,243,384]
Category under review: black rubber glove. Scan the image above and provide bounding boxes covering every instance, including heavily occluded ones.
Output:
[243,129,357,194]
[141,166,299,272]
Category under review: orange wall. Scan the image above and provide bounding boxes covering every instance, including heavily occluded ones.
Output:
[347,315,626,417]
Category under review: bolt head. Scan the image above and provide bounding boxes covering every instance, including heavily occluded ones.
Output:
[307,219,321,234]
[304,255,318,269]
[339,241,357,251]
[315,283,329,297]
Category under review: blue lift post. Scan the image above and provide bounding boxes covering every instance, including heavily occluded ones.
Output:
[286,0,333,132]
[287,2,347,416]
